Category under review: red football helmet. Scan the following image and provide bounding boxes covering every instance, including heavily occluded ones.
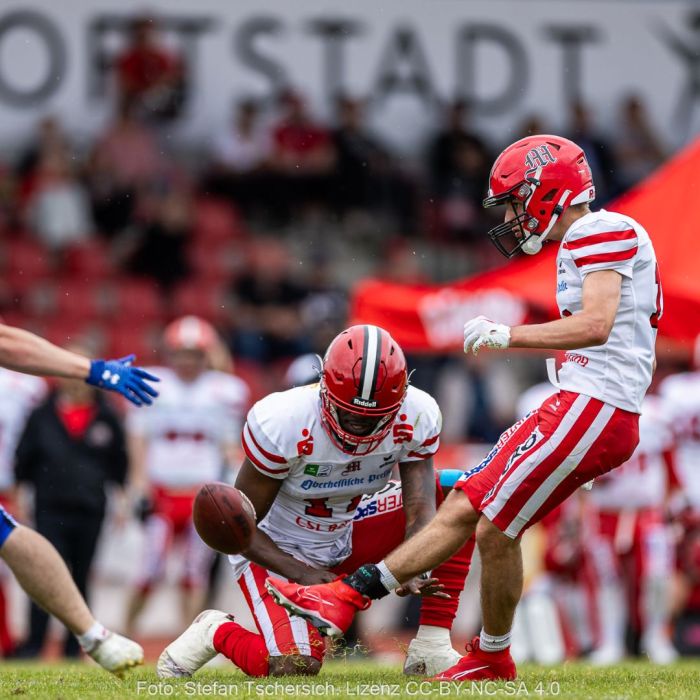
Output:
[163,316,217,352]
[320,325,408,455]
[483,134,595,257]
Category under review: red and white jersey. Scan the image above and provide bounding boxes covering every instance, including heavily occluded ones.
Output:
[0,369,46,490]
[127,368,249,488]
[555,209,661,414]
[230,384,441,576]
[659,372,700,508]
[587,395,675,511]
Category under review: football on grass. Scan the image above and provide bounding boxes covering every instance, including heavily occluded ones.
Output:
[193,483,257,555]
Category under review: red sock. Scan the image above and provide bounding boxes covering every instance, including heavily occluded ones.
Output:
[0,582,14,656]
[420,535,476,628]
[213,621,269,677]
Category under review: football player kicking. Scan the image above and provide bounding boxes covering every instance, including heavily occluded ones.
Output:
[264,135,662,681]
[0,321,159,673]
[157,325,474,678]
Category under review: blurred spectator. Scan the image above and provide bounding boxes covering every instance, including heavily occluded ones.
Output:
[332,96,386,212]
[567,100,619,202]
[268,92,336,217]
[428,100,489,195]
[517,114,549,139]
[615,95,667,190]
[89,99,168,237]
[332,96,417,231]
[115,15,185,122]
[25,149,93,251]
[13,345,127,659]
[229,238,310,363]
[206,99,272,214]
[427,100,494,247]
[15,116,72,181]
[298,254,348,354]
[211,99,272,175]
[127,188,192,290]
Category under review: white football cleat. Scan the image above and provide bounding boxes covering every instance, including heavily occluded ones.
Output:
[403,636,462,676]
[157,609,233,678]
[641,632,678,665]
[87,631,144,675]
[588,643,624,666]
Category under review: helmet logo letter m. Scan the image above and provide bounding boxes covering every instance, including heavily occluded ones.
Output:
[525,144,557,172]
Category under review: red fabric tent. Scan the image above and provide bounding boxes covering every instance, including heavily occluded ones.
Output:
[350,137,700,352]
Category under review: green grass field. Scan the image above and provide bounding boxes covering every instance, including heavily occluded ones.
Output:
[1,660,699,700]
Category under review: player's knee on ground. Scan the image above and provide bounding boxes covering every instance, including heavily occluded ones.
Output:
[268,654,321,676]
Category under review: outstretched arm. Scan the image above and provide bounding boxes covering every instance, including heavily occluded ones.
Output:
[0,324,159,406]
[0,324,90,378]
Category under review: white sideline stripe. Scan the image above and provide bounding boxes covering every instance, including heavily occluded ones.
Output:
[483,395,591,520]
[242,566,281,656]
[360,325,379,400]
[505,402,616,538]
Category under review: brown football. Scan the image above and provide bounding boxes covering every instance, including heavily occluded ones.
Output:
[193,483,257,555]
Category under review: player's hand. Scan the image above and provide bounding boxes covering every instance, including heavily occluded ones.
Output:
[86,355,160,406]
[396,575,450,599]
[295,568,337,586]
[463,316,511,355]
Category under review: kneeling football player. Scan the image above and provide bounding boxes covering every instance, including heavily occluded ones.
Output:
[157,325,473,677]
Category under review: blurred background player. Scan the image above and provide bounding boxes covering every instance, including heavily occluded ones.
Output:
[585,394,679,665]
[13,343,128,660]
[0,366,45,656]
[658,366,700,654]
[158,325,473,678]
[0,320,158,673]
[125,316,249,636]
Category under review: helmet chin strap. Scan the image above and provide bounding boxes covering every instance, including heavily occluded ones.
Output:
[522,189,572,256]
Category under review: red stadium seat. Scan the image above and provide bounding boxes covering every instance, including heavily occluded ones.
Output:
[65,241,114,278]
[52,279,107,320]
[105,323,161,364]
[5,240,52,279]
[170,280,230,323]
[187,241,240,284]
[194,198,246,242]
[110,278,164,321]
[43,319,106,351]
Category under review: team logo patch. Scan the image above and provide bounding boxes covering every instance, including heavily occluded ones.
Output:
[303,464,332,477]
[297,429,314,456]
[525,144,557,173]
[341,461,362,475]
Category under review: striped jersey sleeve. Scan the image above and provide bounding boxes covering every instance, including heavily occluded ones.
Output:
[241,397,291,479]
[401,388,443,462]
[563,222,638,278]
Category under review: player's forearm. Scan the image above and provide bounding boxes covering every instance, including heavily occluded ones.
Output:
[509,313,611,351]
[242,529,312,581]
[403,501,436,540]
[0,325,90,379]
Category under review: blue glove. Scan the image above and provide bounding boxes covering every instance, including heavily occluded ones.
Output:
[86,354,160,407]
